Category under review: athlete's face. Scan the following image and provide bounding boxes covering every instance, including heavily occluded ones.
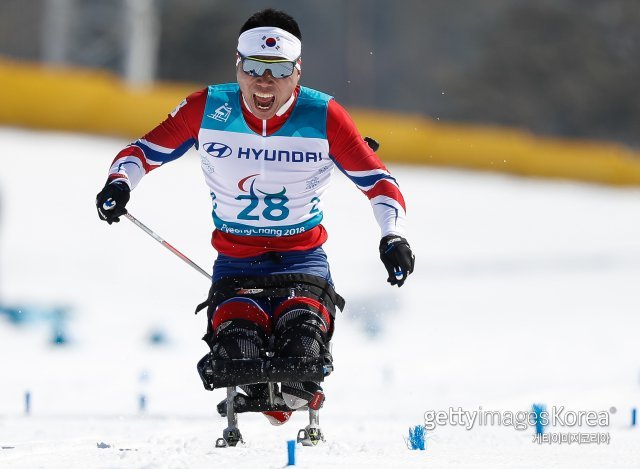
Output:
[236,55,301,120]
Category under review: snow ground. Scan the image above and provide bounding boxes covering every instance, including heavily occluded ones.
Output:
[1,127,640,468]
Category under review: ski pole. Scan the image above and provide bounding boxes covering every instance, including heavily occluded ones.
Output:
[102,201,211,281]
[123,212,211,281]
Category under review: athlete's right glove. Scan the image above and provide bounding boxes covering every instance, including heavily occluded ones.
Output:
[96,181,130,224]
[364,136,380,152]
[379,235,415,287]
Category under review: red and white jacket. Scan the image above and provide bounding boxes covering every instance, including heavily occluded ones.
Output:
[107,85,407,257]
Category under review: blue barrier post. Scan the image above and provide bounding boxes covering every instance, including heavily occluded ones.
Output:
[407,425,426,450]
[287,440,296,465]
[25,391,31,416]
[532,404,546,435]
[139,394,147,413]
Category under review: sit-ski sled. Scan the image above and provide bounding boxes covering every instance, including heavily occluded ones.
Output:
[197,352,333,447]
[97,210,344,446]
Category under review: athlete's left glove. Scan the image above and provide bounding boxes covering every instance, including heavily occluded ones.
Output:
[96,181,130,224]
[379,235,415,287]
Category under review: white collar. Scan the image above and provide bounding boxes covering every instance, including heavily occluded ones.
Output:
[275,93,295,116]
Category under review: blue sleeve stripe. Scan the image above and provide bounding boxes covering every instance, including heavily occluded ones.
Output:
[329,155,398,188]
[116,160,141,172]
[347,173,398,188]
[135,138,196,164]
[375,201,399,224]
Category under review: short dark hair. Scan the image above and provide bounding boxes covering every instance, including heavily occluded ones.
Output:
[240,8,302,40]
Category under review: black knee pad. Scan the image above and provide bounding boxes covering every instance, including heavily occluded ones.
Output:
[275,311,328,358]
[212,319,267,359]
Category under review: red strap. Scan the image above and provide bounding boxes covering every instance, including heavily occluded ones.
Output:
[308,391,325,410]
[212,298,272,335]
[273,297,331,333]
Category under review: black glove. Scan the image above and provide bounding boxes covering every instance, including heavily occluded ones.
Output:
[379,235,415,287]
[364,136,380,152]
[96,181,130,224]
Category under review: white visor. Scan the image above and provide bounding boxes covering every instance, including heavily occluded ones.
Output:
[237,26,302,61]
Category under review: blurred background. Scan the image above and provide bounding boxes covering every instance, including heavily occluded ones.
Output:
[1,2,640,466]
[1,0,639,147]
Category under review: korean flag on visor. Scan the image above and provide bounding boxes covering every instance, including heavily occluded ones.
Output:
[237,27,301,77]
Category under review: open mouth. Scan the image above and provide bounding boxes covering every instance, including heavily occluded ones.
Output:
[253,92,275,111]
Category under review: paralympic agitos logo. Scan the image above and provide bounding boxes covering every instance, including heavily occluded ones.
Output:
[203,142,232,158]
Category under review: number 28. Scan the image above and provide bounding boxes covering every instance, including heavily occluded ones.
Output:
[237,186,290,221]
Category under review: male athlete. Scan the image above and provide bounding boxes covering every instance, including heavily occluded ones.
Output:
[96,8,414,425]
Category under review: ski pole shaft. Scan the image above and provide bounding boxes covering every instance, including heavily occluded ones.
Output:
[123,212,211,281]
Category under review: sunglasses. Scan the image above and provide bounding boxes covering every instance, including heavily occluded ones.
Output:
[238,55,299,78]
